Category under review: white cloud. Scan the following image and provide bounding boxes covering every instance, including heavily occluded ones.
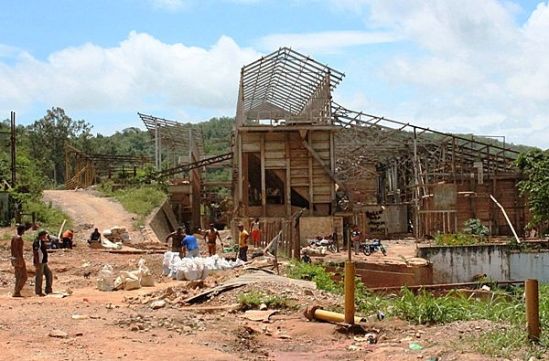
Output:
[147,0,187,11]
[0,32,260,119]
[258,30,400,54]
[329,0,549,148]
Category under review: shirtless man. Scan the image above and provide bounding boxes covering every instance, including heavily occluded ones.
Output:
[204,224,222,256]
[165,227,185,254]
[10,224,27,297]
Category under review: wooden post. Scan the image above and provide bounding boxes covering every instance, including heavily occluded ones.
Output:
[285,132,291,217]
[525,279,541,342]
[308,132,314,216]
[344,260,355,325]
[260,133,266,217]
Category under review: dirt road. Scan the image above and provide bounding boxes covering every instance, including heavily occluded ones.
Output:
[43,189,141,241]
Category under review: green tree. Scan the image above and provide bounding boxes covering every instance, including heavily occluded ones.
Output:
[516,148,549,228]
[28,107,92,184]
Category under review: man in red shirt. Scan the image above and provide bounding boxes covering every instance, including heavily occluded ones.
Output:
[10,224,27,297]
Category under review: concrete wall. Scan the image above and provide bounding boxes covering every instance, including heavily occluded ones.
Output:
[509,252,549,282]
[418,244,549,283]
[147,199,179,242]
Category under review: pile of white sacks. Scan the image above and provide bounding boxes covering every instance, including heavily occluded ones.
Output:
[163,252,245,281]
[97,258,155,291]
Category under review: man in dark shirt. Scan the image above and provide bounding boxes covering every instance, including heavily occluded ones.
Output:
[89,228,101,244]
[165,227,185,253]
[10,224,27,297]
[33,230,53,296]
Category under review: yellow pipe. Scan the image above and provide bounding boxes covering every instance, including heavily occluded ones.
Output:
[525,279,541,342]
[305,306,363,324]
[344,260,356,324]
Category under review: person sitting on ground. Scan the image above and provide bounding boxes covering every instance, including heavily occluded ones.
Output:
[237,223,249,262]
[33,230,53,296]
[182,231,200,258]
[204,224,222,257]
[251,218,261,248]
[61,229,74,249]
[89,228,101,244]
[10,224,28,297]
[165,227,185,254]
[47,234,61,249]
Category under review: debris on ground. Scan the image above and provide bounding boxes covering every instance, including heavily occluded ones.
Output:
[97,258,156,291]
[49,329,68,339]
[163,252,245,281]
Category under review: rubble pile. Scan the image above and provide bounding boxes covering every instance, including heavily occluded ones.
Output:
[103,226,131,243]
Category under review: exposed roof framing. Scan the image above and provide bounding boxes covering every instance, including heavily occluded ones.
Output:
[332,102,519,181]
[138,112,205,157]
[240,47,344,116]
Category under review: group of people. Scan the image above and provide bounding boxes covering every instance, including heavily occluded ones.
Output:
[164,220,262,263]
[166,225,207,257]
[10,225,54,297]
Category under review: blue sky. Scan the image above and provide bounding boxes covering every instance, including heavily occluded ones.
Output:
[1,0,549,148]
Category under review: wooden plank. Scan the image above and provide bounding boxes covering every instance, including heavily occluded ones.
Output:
[265,142,285,151]
[264,151,286,159]
[265,132,286,142]
[286,132,291,216]
[265,160,287,168]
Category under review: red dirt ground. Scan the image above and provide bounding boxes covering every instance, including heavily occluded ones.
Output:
[0,191,535,361]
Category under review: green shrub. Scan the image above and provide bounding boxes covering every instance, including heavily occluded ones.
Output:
[434,232,485,246]
[463,218,489,237]
[98,184,166,226]
[287,261,341,293]
[237,291,294,310]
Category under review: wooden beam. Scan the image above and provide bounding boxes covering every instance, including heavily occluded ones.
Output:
[301,138,346,194]
[261,133,266,217]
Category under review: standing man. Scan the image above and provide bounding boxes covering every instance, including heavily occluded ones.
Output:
[165,227,185,254]
[10,224,28,297]
[182,231,200,258]
[251,218,261,248]
[237,223,249,262]
[351,224,362,255]
[204,224,222,257]
[33,230,53,296]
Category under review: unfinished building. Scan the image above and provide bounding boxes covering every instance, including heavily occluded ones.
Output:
[232,48,528,245]
[139,113,205,231]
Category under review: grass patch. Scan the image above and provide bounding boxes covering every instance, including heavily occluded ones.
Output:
[237,290,295,311]
[434,233,486,246]
[287,261,549,358]
[98,183,166,227]
[25,197,72,232]
[286,261,341,293]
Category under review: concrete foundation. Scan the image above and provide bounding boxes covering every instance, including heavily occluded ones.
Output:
[417,242,549,283]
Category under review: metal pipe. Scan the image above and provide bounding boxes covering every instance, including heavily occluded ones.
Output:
[305,306,363,324]
[489,194,520,244]
[344,260,355,324]
[525,279,541,342]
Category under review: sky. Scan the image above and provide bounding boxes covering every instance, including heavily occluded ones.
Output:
[1,0,548,148]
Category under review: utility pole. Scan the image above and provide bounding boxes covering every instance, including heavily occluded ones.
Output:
[10,111,16,187]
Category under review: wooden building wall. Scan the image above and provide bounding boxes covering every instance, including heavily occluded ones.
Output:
[419,175,529,237]
[236,128,335,218]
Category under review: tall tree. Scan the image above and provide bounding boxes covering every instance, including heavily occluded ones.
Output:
[28,107,92,184]
[516,148,549,228]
